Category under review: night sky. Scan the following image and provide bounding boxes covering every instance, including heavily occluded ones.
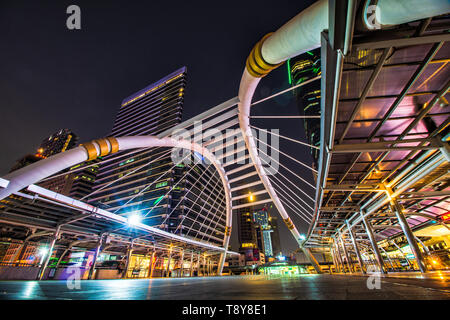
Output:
[0,0,317,254]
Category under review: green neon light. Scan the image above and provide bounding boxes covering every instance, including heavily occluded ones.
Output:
[154,195,164,205]
[287,59,292,85]
[306,51,314,56]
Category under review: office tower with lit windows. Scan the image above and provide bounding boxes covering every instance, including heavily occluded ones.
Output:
[88,67,226,246]
[288,48,321,167]
[253,207,274,257]
[10,129,80,195]
[237,210,258,251]
[36,129,79,193]
[10,129,79,173]
[38,129,79,158]
[269,215,282,257]
[90,67,186,225]
[59,159,101,199]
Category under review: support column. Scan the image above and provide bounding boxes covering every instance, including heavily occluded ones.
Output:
[197,253,201,276]
[361,213,387,274]
[330,246,338,273]
[88,235,103,280]
[391,240,414,270]
[332,245,341,273]
[346,220,366,274]
[166,250,172,278]
[390,201,427,273]
[203,255,207,277]
[301,247,322,274]
[339,232,353,273]
[180,250,184,278]
[189,251,194,277]
[55,246,70,268]
[147,250,156,278]
[150,255,157,278]
[38,227,60,280]
[334,238,346,273]
[415,236,431,256]
[122,244,133,279]
[217,251,227,276]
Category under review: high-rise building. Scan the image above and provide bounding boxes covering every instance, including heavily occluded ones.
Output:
[36,129,80,193]
[288,49,321,167]
[59,159,101,199]
[10,129,79,173]
[253,207,277,257]
[237,210,258,251]
[9,154,41,173]
[37,129,79,158]
[269,215,282,257]
[9,129,80,194]
[88,67,226,246]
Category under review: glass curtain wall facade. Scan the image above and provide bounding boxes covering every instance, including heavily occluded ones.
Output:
[288,49,321,167]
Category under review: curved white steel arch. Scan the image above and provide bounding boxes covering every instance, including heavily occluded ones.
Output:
[237,0,450,273]
[237,1,329,273]
[0,135,232,273]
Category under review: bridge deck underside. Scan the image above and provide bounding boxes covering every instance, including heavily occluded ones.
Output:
[307,16,450,248]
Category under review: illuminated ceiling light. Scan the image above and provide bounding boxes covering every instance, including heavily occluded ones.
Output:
[248,192,254,202]
[299,234,306,241]
[440,212,450,221]
[38,247,49,257]
[127,213,142,226]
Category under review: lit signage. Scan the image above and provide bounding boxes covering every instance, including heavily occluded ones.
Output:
[440,212,450,221]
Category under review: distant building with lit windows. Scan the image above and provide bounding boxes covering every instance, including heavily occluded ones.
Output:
[288,48,321,167]
[38,129,78,158]
[10,129,79,173]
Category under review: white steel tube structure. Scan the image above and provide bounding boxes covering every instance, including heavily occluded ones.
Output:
[0,135,233,274]
[237,0,450,274]
[371,0,450,27]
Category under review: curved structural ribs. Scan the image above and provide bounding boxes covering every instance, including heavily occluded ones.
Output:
[0,136,232,274]
[238,0,329,274]
[237,0,450,274]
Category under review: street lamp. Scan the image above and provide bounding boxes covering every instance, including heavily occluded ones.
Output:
[38,247,49,257]
[127,213,142,226]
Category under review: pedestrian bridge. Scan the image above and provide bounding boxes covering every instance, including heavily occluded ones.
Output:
[0,0,449,279]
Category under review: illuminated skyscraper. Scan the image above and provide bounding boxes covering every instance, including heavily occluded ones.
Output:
[288,48,321,167]
[38,129,78,158]
[10,129,78,173]
[89,67,226,246]
[10,129,80,195]
[90,67,186,229]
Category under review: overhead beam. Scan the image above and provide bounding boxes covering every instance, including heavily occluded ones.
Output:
[353,33,450,50]
[0,178,9,189]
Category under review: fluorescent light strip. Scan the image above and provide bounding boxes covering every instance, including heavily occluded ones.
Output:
[0,178,9,189]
